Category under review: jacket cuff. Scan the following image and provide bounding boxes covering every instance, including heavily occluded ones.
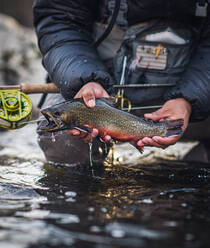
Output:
[56,70,114,100]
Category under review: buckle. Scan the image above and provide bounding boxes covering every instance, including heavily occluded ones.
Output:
[195,2,208,17]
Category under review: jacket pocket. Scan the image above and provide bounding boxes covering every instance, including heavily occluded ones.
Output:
[113,23,197,105]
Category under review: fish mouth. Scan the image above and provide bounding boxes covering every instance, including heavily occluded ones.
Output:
[39,111,66,132]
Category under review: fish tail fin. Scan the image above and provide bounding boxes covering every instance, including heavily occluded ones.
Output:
[165,119,184,137]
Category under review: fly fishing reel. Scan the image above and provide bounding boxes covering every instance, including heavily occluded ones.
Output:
[0,90,32,129]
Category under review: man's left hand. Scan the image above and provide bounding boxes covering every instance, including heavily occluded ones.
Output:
[137,98,192,149]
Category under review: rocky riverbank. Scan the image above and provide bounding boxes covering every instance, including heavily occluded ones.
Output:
[0,14,46,116]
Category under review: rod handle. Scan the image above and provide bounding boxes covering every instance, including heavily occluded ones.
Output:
[21,83,59,94]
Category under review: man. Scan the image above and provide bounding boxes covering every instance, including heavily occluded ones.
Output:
[33,0,210,164]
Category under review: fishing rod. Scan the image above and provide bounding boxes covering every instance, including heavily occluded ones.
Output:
[0,82,164,130]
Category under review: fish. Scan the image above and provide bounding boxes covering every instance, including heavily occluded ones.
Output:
[39,98,184,150]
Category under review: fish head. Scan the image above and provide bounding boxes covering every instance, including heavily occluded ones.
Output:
[39,104,70,132]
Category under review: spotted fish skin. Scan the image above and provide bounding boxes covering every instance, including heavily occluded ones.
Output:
[40,98,184,142]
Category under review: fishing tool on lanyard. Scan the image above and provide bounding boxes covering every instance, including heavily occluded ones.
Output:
[0,83,58,129]
[115,56,132,112]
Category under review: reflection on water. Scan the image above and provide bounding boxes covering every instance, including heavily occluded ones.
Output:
[0,125,210,248]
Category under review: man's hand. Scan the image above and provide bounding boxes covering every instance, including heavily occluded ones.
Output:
[74,82,109,107]
[67,82,111,143]
[137,98,192,149]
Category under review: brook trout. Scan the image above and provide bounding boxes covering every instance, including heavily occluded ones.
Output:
[39,98,183,148]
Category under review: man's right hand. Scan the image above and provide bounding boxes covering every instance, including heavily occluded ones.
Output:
[67,82,112,143]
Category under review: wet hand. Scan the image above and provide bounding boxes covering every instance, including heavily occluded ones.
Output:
[68,127,100,143]
[137,98,192,149]
[74,82,109,107]
[67,82,111,143]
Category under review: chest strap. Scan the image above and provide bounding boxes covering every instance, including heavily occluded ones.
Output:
[94,0,121,48]
[108,0,128,28]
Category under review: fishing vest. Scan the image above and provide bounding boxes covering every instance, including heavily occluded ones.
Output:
[95,0,209,108]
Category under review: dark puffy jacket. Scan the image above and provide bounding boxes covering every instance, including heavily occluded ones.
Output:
[33,0,210,121]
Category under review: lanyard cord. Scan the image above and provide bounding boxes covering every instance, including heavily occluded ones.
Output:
[94,0,121,48]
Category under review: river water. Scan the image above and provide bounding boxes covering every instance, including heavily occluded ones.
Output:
[0,124,209,248]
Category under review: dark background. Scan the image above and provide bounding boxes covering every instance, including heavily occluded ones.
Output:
[0,0,34,27]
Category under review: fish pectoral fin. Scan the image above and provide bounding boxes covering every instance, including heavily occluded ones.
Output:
[73,125,92,134]
[138,146,144,154]
[129,142,144,154]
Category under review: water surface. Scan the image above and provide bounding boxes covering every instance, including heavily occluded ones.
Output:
[0,125,209,248]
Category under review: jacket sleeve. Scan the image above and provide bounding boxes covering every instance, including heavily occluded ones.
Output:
[33,0,114,99]
[165,17,210,122]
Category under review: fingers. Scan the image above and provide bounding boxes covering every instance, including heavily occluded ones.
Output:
[101,135,112,142]
[129,140,144,152]
[137,137,167,149]
[67,129,88,139]
[144,107,169,121]
[137,135,180,149]
[75,85,96,108]
[68,129,80,136]
[100,89,110,98]
[83,91,95,108]
[83,128,99,143]
[152,136,179,147]
[74,82,110,108]
[67,128,99,143]
[144,99,192,131]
